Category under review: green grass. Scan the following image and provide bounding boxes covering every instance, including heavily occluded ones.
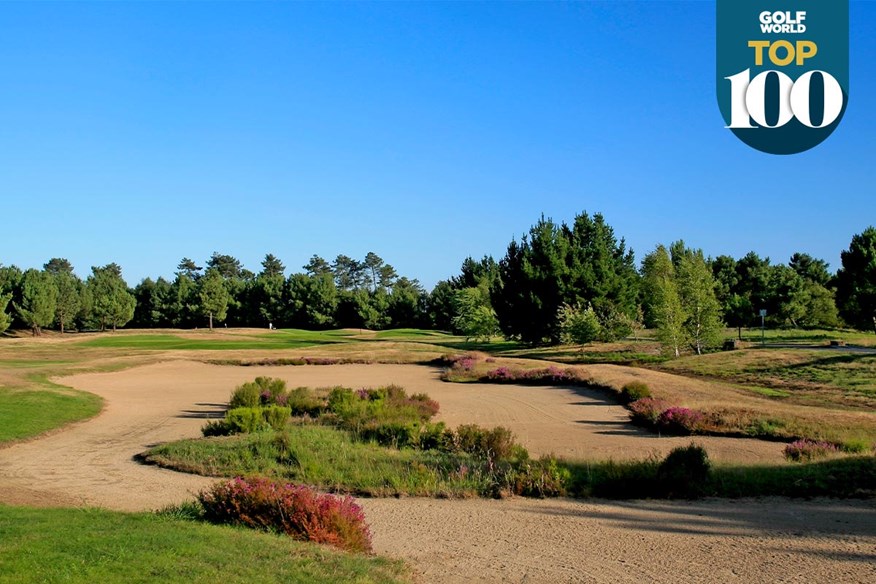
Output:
[0,386,102,443]
[565,455,876,499]
[78,333,345,351]
[145,425,490,498]
[657,349,876,408]
[735,327,876,346]
[0,505,408,584]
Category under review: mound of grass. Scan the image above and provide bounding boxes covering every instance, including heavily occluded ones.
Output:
[0,505,407,584]
[0,387,102,444]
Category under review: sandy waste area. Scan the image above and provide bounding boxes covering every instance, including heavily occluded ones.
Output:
[1,361,873,582]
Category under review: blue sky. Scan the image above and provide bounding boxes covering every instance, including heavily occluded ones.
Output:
[1,1,873,288]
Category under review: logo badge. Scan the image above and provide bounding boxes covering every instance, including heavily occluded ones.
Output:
[717,1,849,155]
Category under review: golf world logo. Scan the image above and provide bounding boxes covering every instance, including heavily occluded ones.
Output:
[717,1,849,154]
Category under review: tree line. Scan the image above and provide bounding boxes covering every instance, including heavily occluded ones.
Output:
[1,215,874,355]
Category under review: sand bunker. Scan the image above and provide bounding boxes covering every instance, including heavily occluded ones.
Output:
[0,361,872,583]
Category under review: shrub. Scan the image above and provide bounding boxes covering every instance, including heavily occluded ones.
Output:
[620,381,651,403]
[229,383,261,409]
[784,439,841,462]
[657,444,711,498]
[198,477,372,553]
[230,377,288,409]
[262,405,292,431]
[656,407,705,435]
[202,419,233,437]
[286,387,325,417]
[628,397,669,426]
[512,457,570,497]
[452,425,521,461]
[225,407,267,433]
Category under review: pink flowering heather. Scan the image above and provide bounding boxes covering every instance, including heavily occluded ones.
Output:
[783,439,840,462]
[198,477,373,553]
[628,397,671,426]
[656,407,705,435]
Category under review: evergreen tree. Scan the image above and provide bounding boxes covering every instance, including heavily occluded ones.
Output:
[52,270,82,333]
[0,293,11,334]
[15,269,58,336]
[198,269,229,330]
[835,226,876,333]
[87,265,135,332]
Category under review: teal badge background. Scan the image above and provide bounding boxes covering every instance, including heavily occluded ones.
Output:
[717,1,849,155]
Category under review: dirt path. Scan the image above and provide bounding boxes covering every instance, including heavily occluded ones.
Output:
[1,361,873,582]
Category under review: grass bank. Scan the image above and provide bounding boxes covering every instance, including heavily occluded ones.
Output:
[0,505,408,584]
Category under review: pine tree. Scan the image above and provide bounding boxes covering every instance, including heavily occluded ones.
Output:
[15,269,58,336]
[198,269,229,330]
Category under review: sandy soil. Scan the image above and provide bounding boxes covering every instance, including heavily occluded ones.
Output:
[1,361,873,583]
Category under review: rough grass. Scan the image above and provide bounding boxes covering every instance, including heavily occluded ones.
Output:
[0,505,408,584]
[657,349,876,409]
[144,424,493,498]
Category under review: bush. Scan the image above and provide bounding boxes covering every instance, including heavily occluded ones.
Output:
[230,377,288,409]
[452,425,521,461]
[198,477,372,553]
[784,439,841,462]
[628,397,669,426]
[229,383,261,409]
[657,444,711,498]
[262,405,292,431]
[620,381,651,403]
[202,419,233,437]
[286,387,325,417]
[656,407,705,435]
[512,457,570,497]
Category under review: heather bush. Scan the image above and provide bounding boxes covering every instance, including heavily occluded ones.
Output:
[656,407,705,435]
[229,383,261,409]
[228,377,288,409]
[511,457,570,497]
[657,444,711,498]
[620,381,651,403]
[262,405,292,431]
[225,407,267,434]
[451,424,522,462]
[628,397,670,426]
[198,477,372,553]
[784,439,841,462]
[286,387,325,417]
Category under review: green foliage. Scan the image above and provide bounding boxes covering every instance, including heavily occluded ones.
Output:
[49,269,82,333]
[451,287,499,341]
[229,383,261,409]
[656,444,711,498]
[492,211,639,345]
[86,264,135,331]
[225,407,268,433]
[620,381,651,403]
[675,245,724,354]
[557,303,601,344]
[14,269,57,335]
[643,245,685,356]
[0,293,12,334]
[287,386,325,417]
[198,268,229,329]
[835,226,876,333]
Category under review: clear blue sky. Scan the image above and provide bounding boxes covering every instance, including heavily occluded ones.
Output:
[1,1,873,289]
